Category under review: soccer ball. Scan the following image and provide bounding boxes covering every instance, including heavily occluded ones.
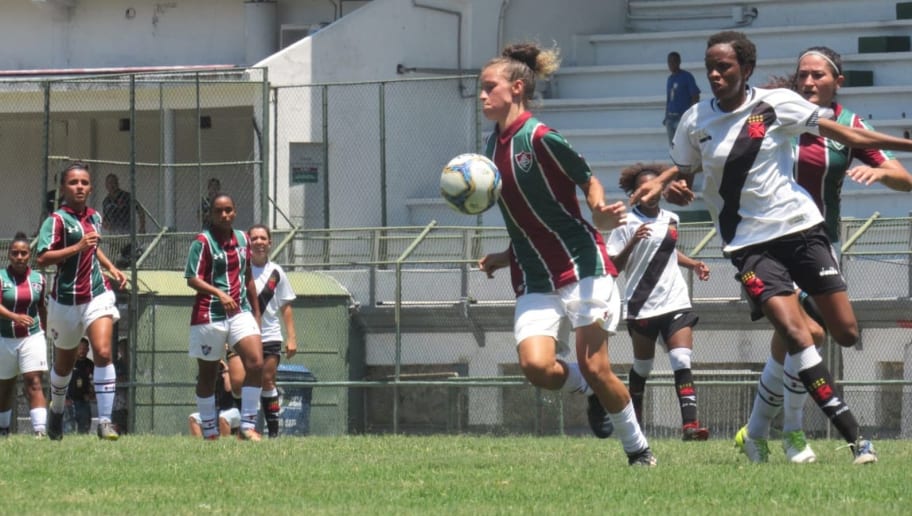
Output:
[439,153,502,215]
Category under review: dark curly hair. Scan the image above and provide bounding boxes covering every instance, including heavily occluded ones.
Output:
[707,31,757,71]
[618,163,668,195]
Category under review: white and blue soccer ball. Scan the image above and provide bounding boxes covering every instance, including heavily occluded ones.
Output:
[439,153,502,215]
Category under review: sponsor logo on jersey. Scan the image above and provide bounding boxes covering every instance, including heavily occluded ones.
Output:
[66,224,80,234]
[514,151,533,173]
[747,114,766,139]
[818,267,839,277]
[673,313,684,320]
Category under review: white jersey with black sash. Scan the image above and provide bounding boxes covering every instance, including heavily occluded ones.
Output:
[606,207,691,320]
[670,87,825,253]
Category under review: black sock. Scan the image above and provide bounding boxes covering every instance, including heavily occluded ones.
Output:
[798,362,859,444]
[674,368,698,426]
[262,395,281,437]
[628,369,647,427]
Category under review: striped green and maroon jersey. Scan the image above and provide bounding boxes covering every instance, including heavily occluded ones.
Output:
[794,103,892,242]
[185,229,252,325]
[0,267,44,338]
[484,112,617,296]
[37,206,111,305]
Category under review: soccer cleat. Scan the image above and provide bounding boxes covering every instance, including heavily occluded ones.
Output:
[0,427,9,437]
[851,439,877,465]
[203,434,219,441]
[96,421,120,441]
[782,430,816,463]
[734,425,769,463]
[237,428,262,442]
[627,447,657,467]
[682,422,710,441]
[34,431,47,439]
[47,406,64,441]
[586,394,614,439]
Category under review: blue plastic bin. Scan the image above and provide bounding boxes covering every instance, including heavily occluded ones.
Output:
[276,364,316,435]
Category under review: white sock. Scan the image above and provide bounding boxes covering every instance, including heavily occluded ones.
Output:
[561,362,593,396]
[668,348,692,371]
[94,364,117,422]
[241,385,262,431]
[0,409,10,429]
[632,358,654,378]
[609,400,650,454]
[31,407,47,434]
[747,356,784,440]
[196,395,218,437]
[49,370,72,414]
[262,388,278,398]
[782,347,822,433]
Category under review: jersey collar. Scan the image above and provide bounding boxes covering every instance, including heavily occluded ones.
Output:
[496,112,533,145]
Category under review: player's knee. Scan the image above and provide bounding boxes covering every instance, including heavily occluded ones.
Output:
[831,324,859,348]
[577,356,612,383]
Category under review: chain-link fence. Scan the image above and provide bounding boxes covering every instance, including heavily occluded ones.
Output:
[4,71,911,439]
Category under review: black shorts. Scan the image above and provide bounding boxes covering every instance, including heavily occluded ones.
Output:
[730,224,845,316]
[627,309,699,344]
[263,341,282,358]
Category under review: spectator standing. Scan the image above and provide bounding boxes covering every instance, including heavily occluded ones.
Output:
[102,174,146,235]
[664,51,700,147]
[199,177,221,228]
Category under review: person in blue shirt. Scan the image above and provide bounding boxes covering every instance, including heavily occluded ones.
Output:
[664,51,700,147]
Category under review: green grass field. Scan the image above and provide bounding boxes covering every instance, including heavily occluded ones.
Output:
[1,435,909,514]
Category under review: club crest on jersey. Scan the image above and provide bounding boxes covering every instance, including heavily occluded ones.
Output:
[514,151,533,173]
[31,282,42,295]
[740,271,764,298]
[747,114,766,139]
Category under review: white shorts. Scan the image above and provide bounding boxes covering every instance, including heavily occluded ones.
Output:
[47,290,120,351]
[0,333,49,379]
[514,275,620,345]
[189,312,260,361]
[189,407,241,429]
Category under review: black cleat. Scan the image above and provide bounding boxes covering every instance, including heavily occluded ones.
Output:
[586,394,614,439]
[627,447,657,467]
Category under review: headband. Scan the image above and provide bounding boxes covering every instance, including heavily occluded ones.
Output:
[799,50,841,75]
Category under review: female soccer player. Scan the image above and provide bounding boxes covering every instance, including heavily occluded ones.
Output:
[37,162,126,441]
[0,233,49,436]
[477,42,655,466]
[632,31,912,464]
[248,224,297,438]
[734,46,912,463]
[607,164,711,441]
[185,193,263,441]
